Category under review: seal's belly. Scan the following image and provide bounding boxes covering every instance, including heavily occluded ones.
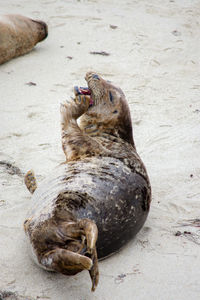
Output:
[29,156,150,259]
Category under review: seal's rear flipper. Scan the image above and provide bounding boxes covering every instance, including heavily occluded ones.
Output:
[89,248,99,291]
[41,248,93,272]
[78,219,98,254]
[24,170,37,194]
[78,219,99,291]
[45,218,99,290]
[58,218,99,290]
[40,247,99,291]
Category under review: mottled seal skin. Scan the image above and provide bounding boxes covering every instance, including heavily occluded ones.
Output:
[24,72,151,291]
[0,14,48,64]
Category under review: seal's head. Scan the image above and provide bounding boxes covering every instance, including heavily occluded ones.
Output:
[75,72,134,146]
[31,19,48,42]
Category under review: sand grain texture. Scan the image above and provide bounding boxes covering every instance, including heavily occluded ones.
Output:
[0,0,199,299]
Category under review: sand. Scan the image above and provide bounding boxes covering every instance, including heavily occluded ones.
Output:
[0,0,200,299]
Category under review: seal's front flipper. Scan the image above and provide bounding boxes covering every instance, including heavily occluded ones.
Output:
[24,170,37,194]
[41,248,93,274]
[60,96,106,162]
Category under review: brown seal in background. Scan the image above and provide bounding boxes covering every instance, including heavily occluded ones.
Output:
[24,72,151,291]
[0,14,48,64]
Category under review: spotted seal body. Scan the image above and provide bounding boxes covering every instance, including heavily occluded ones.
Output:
[24,72,151,291]
[0,14,48,64]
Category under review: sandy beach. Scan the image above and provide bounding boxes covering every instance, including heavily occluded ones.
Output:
[0,0,200,299]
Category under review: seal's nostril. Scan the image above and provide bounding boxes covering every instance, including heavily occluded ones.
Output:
[92,74,100,80]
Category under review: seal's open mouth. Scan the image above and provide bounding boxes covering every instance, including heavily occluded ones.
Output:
[74,86,94,107]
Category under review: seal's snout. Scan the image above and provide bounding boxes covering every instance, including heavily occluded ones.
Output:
[84,71,105,105]
[38,20,48,41]
[31,19,48,41]
[85,72,101,83]
[92,74,100,80]
[42,21,48,39]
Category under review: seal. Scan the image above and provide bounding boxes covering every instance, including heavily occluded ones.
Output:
[0,14,48,64]
[24,72,151,291]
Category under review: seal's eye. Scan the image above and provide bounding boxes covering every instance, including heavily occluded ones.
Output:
[109,91,113,103]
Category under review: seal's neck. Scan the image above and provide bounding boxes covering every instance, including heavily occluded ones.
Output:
[79,100,135,148]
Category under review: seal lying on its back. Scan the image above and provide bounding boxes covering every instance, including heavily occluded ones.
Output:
[24,72,151,291]
[0,14,48,64]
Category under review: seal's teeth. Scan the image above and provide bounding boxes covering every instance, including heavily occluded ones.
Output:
[74,86,91,96]
[79,87,91,95]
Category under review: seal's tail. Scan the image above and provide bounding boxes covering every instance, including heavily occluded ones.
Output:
[24,170,37,194]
